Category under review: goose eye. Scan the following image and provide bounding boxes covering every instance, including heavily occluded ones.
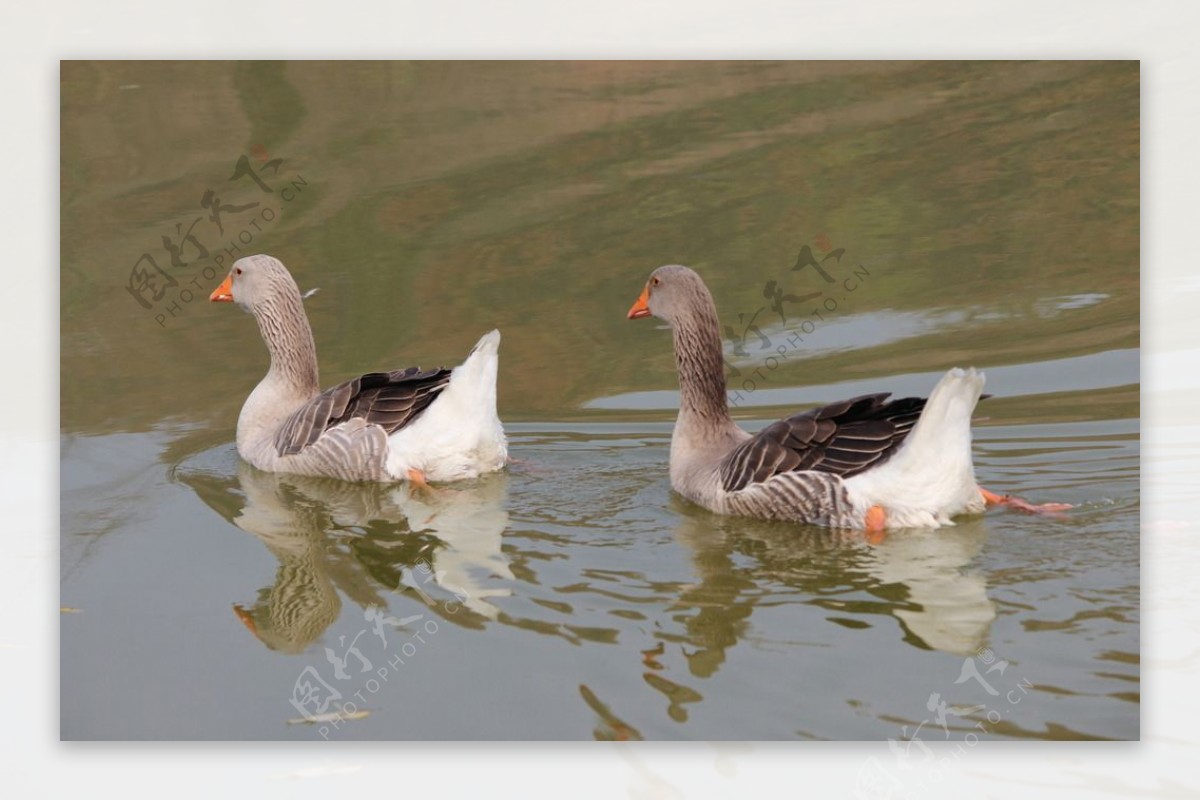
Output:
[234,267,243,275]
[651,277,660,287]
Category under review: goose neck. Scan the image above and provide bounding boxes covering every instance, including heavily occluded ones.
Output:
[251,291,320,395]
[670,300,731,428]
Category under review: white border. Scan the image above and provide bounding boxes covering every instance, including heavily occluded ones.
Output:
[7,0,1197,797]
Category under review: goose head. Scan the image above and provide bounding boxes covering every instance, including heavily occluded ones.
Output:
[209,254,303,311]
[626,264,716,327]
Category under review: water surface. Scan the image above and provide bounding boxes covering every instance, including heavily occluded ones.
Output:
[60,60,1138,740]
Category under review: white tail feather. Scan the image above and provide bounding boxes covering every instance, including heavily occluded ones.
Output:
[452,329,501,404]
[901,367,984,472]
[385,329,507,481]
[844,368,986,527]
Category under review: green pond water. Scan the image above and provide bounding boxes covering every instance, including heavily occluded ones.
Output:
[60,60,1138,740]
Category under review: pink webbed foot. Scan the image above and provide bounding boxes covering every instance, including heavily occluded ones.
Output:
[980,488,1073,516]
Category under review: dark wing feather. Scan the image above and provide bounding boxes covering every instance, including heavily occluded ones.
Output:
[274,366,453,457]
[719,393,928,492]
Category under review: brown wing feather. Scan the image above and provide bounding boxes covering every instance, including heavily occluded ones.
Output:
[274,366,453,457]
[719,393,927,492]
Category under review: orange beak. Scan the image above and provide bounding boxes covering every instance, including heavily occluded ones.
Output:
[232,603,258,636]
[627,283,651,320]
[209,274,234,302]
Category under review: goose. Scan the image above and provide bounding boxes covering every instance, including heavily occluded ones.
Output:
[210,254,507,485]
[626,264,1070,531]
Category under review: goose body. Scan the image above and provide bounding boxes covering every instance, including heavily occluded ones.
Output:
[627,264,1013,531]
[211,254,507,484]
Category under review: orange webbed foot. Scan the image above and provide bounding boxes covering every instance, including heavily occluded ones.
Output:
[406,468,432,490]
[863,505,888,543]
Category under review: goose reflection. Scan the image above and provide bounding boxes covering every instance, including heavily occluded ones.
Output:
[518,493,996,736]
[861,519,995,656]
[184,459,512,653]
[670,503,996,668]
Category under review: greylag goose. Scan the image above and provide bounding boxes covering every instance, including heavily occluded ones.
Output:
[627,264,1069,531]
[210,254,507,484]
